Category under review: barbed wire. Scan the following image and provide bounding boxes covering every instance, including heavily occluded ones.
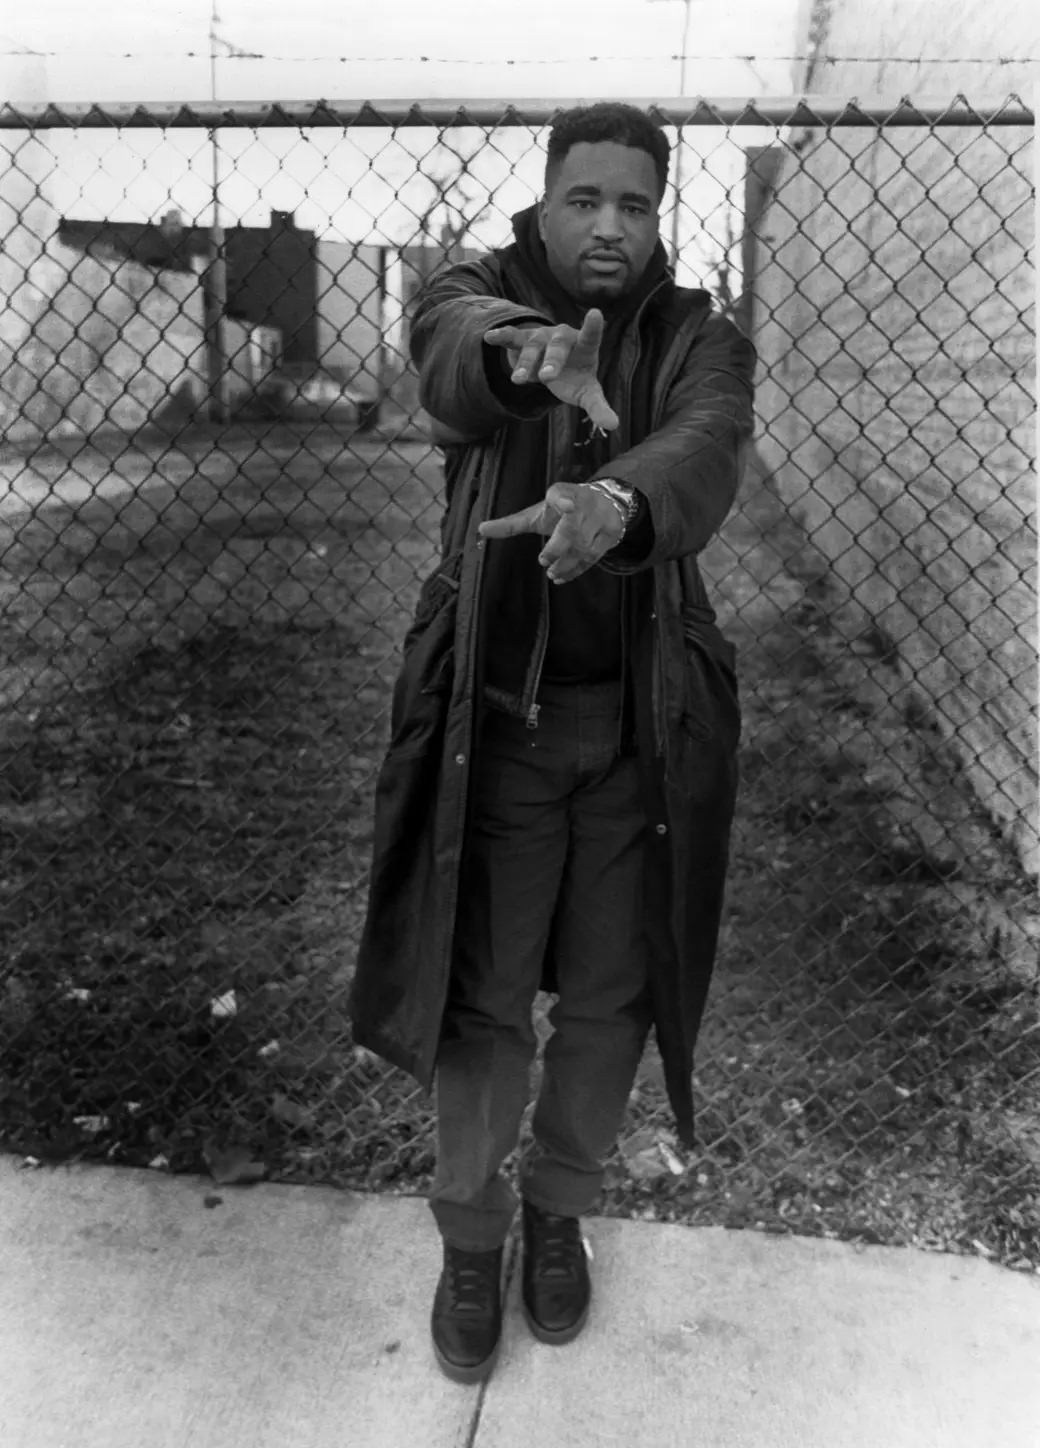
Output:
[3,49,1035,65]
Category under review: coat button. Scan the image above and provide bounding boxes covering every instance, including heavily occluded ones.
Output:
[655,823,668,835]
[454,753,466,765]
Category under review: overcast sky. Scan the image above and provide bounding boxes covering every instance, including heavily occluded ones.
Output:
[3,0,806,103]
[2,0,806,276]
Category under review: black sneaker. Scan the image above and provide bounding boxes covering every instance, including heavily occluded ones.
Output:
[430,1241,504,1384]
[521,1199,591,1345]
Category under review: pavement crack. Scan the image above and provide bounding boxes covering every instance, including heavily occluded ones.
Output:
[463,1232,520,1447]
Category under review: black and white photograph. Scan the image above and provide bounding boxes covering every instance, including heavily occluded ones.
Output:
[1,2,1037,1443]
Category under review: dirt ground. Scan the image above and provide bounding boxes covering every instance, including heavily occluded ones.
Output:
[0,419,1037,1271]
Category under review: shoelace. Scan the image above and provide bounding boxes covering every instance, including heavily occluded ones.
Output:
[529,1215,583,1280]
[446,1253,499,1313]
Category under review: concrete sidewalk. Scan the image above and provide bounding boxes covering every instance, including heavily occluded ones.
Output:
[2,1157,1037,1448]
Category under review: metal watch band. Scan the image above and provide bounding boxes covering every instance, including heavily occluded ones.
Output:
[583,478,639,538]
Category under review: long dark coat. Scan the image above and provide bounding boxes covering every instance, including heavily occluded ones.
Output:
[349,236,756,1146]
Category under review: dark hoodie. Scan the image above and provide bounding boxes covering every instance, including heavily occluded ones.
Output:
[481,205,670,690]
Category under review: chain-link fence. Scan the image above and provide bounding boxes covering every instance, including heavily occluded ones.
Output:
[0,99,1036,1269]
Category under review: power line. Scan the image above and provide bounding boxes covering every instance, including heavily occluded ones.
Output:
[2,49,1036,65]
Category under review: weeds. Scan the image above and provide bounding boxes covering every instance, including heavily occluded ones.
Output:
[1,425,1036,1270]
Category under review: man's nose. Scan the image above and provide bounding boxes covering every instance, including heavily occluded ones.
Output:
[593,205,624,240]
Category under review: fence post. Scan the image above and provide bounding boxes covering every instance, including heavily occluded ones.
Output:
[203,125,228,424]
[740,145,783,338]
[202,228,228,423]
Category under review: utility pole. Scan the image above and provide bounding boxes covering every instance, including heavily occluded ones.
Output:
[203,0,228,423]
[648,0,694,264]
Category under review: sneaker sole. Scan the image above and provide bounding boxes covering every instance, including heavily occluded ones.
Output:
[521,1297,590,1346]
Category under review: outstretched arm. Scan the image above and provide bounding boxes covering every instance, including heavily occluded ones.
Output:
[595,315,756,569]
[477,314,755,581]
[411,262,618,439]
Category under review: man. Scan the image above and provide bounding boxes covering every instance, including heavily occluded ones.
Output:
[349,102,755,1383]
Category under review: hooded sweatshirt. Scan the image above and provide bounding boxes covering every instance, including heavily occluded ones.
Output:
[481,205,669,691]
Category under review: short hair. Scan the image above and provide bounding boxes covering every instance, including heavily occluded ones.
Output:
[545,103,671,201]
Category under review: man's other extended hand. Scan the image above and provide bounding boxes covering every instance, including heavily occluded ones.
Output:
[483,308,619,433]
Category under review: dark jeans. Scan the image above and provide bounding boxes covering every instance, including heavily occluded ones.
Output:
[429,680,653,1251]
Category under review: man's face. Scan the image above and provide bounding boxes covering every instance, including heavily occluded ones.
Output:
[538,140,662,304]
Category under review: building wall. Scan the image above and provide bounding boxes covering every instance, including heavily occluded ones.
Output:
[1,237,258,445]
[315,241,386,396]
[226,216,317,364]
[0,88,215,445]
[750,0,1037,871]
[379,242,486,419]
[0,75,61,426]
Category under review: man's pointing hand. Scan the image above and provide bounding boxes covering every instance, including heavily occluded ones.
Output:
[477,481,624,585]
[483,308,619,433]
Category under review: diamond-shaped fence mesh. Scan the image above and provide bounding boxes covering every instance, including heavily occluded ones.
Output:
[0,99,1036,1268]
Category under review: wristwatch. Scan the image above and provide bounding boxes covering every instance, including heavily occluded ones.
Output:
[584,477,641,538]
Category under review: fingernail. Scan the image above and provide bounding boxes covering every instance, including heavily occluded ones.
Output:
[540,365,556,377]
[513,368,527,381]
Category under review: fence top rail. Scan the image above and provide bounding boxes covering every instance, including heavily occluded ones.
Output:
[0,95,1033,130]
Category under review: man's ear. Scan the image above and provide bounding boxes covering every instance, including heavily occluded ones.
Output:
[537,196,547,242]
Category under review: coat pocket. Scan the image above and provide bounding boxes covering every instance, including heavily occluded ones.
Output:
[679,602,741,753]
[388,551,462,755]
